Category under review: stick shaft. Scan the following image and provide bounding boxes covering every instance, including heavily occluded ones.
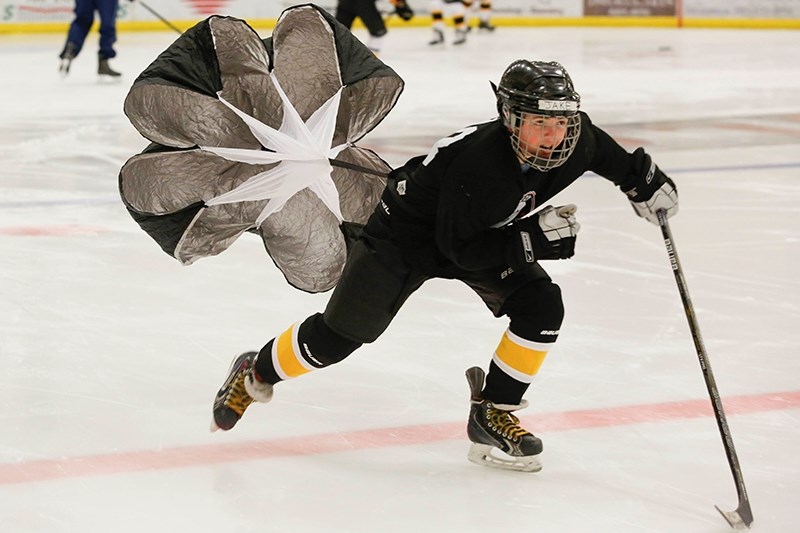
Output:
[138,1,183,34]
[656,210,752,528]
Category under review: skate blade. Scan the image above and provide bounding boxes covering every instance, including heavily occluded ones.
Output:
[97,75,123,84]
[467,443,542,473]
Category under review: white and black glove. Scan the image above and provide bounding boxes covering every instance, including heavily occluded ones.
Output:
[622,148,678,225]
[506,204,580,277]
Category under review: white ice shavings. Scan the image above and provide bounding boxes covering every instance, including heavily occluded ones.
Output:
[203,72,346,225]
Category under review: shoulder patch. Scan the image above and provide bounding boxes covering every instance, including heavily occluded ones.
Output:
[422,126,478,166]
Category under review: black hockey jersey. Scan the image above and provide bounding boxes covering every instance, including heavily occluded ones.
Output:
[371,114,641,274]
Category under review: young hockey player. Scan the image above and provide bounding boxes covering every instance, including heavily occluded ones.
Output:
[335,0,414,55]
[211,59,678,472]
[463,0,496,31]
[429,0,469,45]
[59,0,124,77]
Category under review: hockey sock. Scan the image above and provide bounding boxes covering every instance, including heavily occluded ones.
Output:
[482,328,553,404]
[445,1,466,30]
[254,313,361,384]
[480,1,492,22]
[431,12,445,31]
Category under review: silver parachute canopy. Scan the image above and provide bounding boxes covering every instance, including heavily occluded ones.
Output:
[120,4,404,292]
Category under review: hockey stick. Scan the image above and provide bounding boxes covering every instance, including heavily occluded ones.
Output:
[138,1,183,35]
[656,209,753,530]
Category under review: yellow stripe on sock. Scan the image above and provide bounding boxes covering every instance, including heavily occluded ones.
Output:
[275,325,311,379]
[494,330,549,382]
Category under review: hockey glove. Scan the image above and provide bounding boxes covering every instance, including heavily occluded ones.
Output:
[393,0,415,21]
[506,204,580,275]
[622,148,678,225]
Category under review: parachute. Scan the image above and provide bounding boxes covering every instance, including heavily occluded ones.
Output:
[120,4,403,292]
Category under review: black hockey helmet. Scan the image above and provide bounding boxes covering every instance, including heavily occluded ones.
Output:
[493,60,581,118]
[492,60,582,171]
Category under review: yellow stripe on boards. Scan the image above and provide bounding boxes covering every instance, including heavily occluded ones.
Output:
[275,325,310,379]
[495,331,548,378]
[2,17,800,34]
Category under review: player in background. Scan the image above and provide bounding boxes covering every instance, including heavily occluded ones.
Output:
[463,0,496,31]
[59,0,128,77]
[211,60,678,472]
[335,0,415,55]
[429,0,468,45]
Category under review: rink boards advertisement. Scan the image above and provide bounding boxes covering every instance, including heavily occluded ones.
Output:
[1,0,798,30]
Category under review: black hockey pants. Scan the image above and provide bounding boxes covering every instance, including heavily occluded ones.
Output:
[304,232,565,366]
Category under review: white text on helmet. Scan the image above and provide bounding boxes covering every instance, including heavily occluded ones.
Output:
[538,100,579,111]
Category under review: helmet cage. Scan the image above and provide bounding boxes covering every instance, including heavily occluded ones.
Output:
[505,109,581,172]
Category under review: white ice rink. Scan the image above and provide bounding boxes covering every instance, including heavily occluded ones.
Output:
[1,21,799,533]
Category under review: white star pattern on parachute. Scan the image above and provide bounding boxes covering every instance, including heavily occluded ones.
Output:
[202,72,347,225]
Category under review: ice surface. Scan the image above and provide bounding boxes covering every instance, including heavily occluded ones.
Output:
[1,25,798,533]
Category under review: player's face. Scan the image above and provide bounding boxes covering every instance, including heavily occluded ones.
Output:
[516,113,569,158]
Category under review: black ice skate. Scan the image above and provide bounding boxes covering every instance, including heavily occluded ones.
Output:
[478,20,496,32]
[453,28,468,45]
[211,351,273,431]
[98,58,121,78]
[58,42,77,76]
[428,29,444,46]
[465,366,543,472]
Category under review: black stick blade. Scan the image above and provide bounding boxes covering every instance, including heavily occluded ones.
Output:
[715,500,753,530]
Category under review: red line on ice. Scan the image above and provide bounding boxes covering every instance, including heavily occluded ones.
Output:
[1,390,798,485]
[0,225,108,236]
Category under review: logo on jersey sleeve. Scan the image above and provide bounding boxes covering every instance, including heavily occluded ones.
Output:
[492,191,536,228]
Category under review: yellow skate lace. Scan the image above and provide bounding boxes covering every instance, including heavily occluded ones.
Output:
[486,406,531,441]
[225,372,254,416]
